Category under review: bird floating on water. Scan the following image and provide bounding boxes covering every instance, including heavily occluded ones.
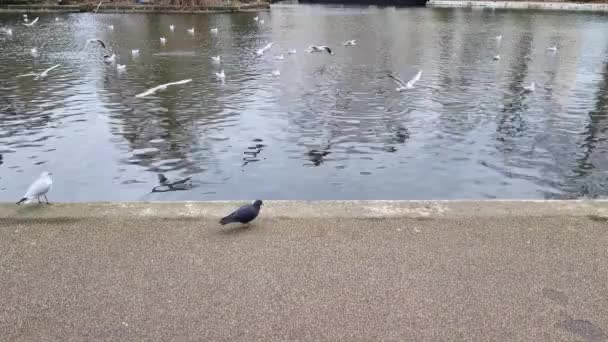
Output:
[17,171,53,205]
[272,70,280,76]
[274,54,284,60]
[131,49,139,57]
[259,19,264,25]
[210,27,218,34]
[547,45,557,52]
[256,42,273,56]
[306,45,333,55]
[160,37,166,44]
[215,70,225,80]
[187,27,195,34]
[108,24,114,30]
[116,64,126,72]
[343,40,356,46]
[493,54,500,60]
[55,17,59,21]
[387,70,422,92]
[169,24,175,31]
[220,200,263,226]
[16,64,60,80]
[254,16,258,21]
[523,82,535,92]
[103,53,116,64]
[211,55,221,63]
[288,49,296,55]
[135,79,192,98]
[23,17,39,27]
[30,47,38,57]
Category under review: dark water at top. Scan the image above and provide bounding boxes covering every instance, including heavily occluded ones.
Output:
[2,5,608,201]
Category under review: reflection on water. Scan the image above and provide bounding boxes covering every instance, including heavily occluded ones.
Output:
[2,6,608,201]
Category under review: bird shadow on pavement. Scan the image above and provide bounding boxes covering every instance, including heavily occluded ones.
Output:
[218,224,255,235]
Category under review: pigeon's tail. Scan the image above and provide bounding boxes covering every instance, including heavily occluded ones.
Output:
[16,197,27,205]
[219,214,235,225]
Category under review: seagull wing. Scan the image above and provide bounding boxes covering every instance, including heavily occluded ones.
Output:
[96,39,106,49]
[163,79,193,87]
[410,70,422,83]
[23,17,39,26]
[387,74,406,87]
[41,64,61,75]
[135,85,162,98]
[16,73,39,78]
[262,42,273,52]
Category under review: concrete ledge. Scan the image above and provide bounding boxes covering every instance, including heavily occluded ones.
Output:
[427,0,608,11]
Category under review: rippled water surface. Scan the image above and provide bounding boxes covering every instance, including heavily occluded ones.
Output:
[2,6,608,201]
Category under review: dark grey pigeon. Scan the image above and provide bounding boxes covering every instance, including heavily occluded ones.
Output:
[220,200,263,225]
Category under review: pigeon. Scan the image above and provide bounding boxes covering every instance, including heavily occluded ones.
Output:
[211,55,221,63]
[215,70,225,80]
[135,79,192,98]
[160,37,166,44]
[17,171,53,205]
[210,27,218,34]
[343,40,356,46]
[169,24,175,31]
[220,200,263,225]
[23,17,39,27]
[306,45,333,55]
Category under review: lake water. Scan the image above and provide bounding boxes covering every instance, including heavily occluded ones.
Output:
[2,5,608,201]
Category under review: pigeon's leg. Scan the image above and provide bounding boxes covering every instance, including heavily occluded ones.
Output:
[44,195,50,204]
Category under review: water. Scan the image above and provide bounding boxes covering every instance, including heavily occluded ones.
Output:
[2,6,608,201]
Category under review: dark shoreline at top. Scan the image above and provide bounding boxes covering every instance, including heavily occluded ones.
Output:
[0,2,269,13]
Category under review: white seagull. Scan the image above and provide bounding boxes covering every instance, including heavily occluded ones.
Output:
[210,27,218,34]
[135,79,192,98]
[523,82,535,92]
[23,17,39,27]
[94,0,103,13]
[215,70,225,80]
[256,42,273,56]
[288,49,296,55]
[30,47,38,57]
[16,171,53,205]
[187,27,195,34]
[103,53,116,64]
[116,64,126,72]
[495,35,502,41]
[343,40,356,46]
[272,70,280,76]
[0,27,13,35]
[211,55,221,63]
[83,38,106,50]
[493,54,501,60]
[547,45,557,52]
[387,70,422,92]
[306,45,333,55]
[169,24,175,31]
[274,54,284,60]
[160,37,166,44]
[254,16,258,21]
[108,24,114,30]
[131,49,139,57]
[16,64,61,80]
[259,19,264,25]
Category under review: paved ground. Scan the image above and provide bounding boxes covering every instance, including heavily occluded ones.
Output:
[0,201,607,341]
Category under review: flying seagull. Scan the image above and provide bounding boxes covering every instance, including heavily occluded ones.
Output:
[23,17,39,27]
[30,47,38,57]
[103,53,116,64]
[94,0,103,13]
[254,16,258,21]
[210,27,218,34]
[256,42,273,56]
[215,70,225,80]
[211,55,220,63]
[387,70,422,92]
[495,35,502,41]
[135,79,192,98]
[343,40,356,46]
[307,45,333,55]
[108,24,114,30]
[272,70,280,76]
[116,64,126,72]
[16,64,60,80]
[259,19,264,25]
[83,38,106,50]
[157,174,192,189]
[131,49,139,57]
[220,200,263,226]
[523,82,535,93]
[17,171,53,205]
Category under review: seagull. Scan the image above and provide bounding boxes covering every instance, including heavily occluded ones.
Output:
[254,16,258,21]
[16,171,53,205]
[210,27,218,34]
[272,70,280,76]
[307,45,333,55]
[116,64,126,72]
[274,54,284,60]
[343,40,356,46]
[0,27,13,35]
[16,64,60,80]
[160,37,166,44]
[493,54,501,60]
[103,53,116,64]
[495,35,502,40]
[94,0,103,13]
[547,45,557,52]
[83,38,106,50]
[259,19,264,25]
[187,27,195,34]
[23,14,27,19]
[215,70,225,80]
[387,70,422,92]
[23,17,39,27]
[169,24,175,31]
[288,49,296,55]
[131,49,139,57]
[23,16,28,23]
[157,174,192,190]
[211,55,221,63]
[30,47,38,57]
[135,79,192,98]
[523,82,535,92]
[256,42,273,56]
[108,24,114,30]
[220,200,263,226]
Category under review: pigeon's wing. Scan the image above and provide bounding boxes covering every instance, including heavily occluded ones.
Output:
[24,177,50,199]
[387,74,406,87]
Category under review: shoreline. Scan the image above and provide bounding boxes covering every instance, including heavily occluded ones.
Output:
[0,2,269,14]
[427,0,608,11]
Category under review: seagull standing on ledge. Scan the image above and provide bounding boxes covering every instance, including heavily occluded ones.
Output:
[16,171,53,205]
[135,79,192,98]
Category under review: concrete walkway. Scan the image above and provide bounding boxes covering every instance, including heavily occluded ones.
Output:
[427,0,608,11]
[1,201,607,341]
